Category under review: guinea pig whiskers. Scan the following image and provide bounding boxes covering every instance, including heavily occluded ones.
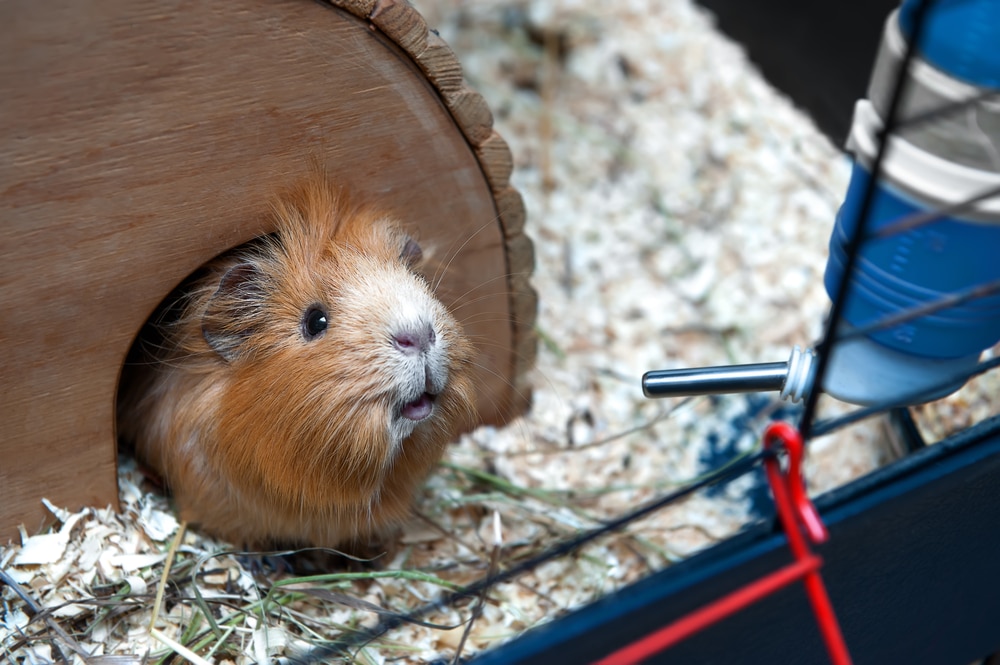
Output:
[463,359,531,405]
[443,276,522,314]
[454,316,521,335]
[429,214,504,293]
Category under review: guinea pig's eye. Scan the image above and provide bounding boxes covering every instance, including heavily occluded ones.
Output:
[302,306,328,340]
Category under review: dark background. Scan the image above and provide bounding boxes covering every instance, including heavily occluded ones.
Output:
[695,0,899,146]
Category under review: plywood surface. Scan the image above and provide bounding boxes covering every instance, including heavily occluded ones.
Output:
[0,0,536,542]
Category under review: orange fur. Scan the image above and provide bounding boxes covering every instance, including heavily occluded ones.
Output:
[117,177,476,548]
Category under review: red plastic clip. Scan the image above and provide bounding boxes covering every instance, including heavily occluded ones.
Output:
[763,421,827,544]
[762,421,851,665]
[592,422,852,665]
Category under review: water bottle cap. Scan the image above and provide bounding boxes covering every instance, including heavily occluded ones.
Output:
[824,325,980,405]
[848,99,1000,221]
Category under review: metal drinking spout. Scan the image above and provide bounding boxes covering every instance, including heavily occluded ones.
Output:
[642,346,816,403]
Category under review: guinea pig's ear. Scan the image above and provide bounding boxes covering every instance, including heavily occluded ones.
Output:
[201,262,265,362]
[400,237,423,267]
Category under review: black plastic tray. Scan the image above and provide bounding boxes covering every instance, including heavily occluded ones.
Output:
[472,414,1000,664]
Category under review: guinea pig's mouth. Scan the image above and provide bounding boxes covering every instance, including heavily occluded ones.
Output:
[401,392,436,421]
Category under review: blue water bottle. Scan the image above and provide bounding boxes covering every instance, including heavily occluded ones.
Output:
[823,0,1000,405]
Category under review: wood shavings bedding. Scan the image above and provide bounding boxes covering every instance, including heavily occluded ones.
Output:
[2,1,995,663]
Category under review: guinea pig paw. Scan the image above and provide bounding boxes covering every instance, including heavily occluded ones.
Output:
[401,392,435,421]
[237,552,295,578]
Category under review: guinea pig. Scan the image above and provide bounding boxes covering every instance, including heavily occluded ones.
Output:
[117,176,476,550]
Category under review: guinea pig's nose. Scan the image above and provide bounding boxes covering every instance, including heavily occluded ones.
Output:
[392,324,436,355]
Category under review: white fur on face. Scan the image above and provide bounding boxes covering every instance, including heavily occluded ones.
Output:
[332,256,457,451]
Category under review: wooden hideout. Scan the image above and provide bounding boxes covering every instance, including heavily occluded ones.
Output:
[0,0,537,543]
